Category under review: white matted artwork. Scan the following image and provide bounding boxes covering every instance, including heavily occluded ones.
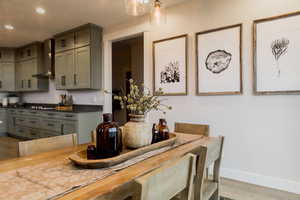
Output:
[254,12,300,94]
[196,24,243,95]
[153,34,187,96]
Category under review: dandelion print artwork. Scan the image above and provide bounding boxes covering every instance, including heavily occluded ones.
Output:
[271,38,290,77]
[254,12,300,94]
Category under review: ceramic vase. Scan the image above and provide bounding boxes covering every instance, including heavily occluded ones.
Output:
[124,114,152,149]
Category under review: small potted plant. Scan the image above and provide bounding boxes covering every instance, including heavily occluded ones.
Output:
[113,79,172,148]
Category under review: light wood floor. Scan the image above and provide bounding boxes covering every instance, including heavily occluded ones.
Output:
[0,137,299,199]
[221,178,299,200]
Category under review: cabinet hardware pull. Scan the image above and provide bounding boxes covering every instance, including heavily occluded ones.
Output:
[74,74,77,85]
[28,80,31,88]
[47,123,54,126]
[0,81,2,89]
[61,76,66,86]
[61,39,66,47]
[21,80,24,88]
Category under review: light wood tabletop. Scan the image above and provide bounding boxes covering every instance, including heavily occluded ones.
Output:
[0,133,220,200]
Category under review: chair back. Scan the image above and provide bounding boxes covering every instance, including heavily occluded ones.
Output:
[194,136,224,200]
[19,134,77,157]
[133,153,197,200]
[175,122,209,136]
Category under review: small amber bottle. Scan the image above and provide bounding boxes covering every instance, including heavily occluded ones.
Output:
[152,123,159,144]
[158,119,169,141]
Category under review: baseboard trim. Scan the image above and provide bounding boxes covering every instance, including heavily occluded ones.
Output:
[221,168,300,195]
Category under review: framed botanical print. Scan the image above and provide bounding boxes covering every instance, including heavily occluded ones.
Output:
[254,11,300,95]
[153,34,188,96]
[196,24,243,95]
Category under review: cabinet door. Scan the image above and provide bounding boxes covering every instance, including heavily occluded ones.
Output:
[75,29,90,48]
[15,62,23,90]
[0,49,15,62]
[1,62,15,91]
[25,59,38,91]
[74,46,90,89]
[55,50,74,89]
[55,33,75,53]
[0,64,3,90]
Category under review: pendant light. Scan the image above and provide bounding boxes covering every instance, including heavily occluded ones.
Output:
[150,0,166,25]
[124,0,150,16]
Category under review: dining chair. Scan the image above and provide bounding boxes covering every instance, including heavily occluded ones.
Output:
[174,122,209,137]
[18,134,78,157]
[194,136,224,200]
[131,153,197,200]
[175,122,210,179]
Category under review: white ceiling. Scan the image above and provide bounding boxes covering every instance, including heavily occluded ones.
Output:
[0,0,186,47]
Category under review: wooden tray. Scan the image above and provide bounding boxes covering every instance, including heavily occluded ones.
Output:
[69,133,177,168]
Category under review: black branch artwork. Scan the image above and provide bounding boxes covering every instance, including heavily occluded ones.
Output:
[271,38,290,78]
[160,61,180,84]
[205,50,232,74]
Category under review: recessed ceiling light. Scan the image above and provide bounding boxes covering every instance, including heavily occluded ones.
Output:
[36,7,46,14]
[4,24,14,30]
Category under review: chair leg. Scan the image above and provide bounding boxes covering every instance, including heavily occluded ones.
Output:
[211,189,220,200]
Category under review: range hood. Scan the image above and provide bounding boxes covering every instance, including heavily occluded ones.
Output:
[32,39,55,79]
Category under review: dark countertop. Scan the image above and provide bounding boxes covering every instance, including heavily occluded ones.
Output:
[0,104,103,113]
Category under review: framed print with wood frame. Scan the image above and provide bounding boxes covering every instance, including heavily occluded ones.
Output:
[254,11,300,95]
[196,24,243,95]
[153,34,188,96]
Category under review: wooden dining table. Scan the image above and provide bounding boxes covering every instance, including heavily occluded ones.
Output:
[0,133,220,200]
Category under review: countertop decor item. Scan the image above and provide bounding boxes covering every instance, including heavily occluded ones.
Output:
[69,133,177,168]
[111,79,172,149]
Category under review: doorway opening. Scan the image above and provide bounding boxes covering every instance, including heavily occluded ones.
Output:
[111,35,144,125]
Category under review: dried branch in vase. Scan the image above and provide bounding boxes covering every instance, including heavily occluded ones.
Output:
[106,79,172,115]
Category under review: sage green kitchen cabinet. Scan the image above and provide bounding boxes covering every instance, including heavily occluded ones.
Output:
[55,50,75,89]
[6,108,101,144]
[74,46,90,89]
[0,48,15,63]
[0,109,7,135]
[15,42,48,92]
[0,62,16,91]
[54,23,102,90]
[0,48,16,92]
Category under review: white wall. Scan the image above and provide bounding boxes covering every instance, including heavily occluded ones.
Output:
[22,80,104,105]
[104,0,300,194]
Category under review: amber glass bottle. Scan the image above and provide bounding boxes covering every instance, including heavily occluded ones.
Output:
[158,119,169,141]
[151,123,159,144]
[96,113,122,158]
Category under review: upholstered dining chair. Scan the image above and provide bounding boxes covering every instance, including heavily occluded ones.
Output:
[131,153,197,200]
[194,136,225,200]
[18,134,77,157]
[174,122,209,137]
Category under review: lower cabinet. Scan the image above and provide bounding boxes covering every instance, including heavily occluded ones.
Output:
[0,109,7,134]
[6,109,101,144]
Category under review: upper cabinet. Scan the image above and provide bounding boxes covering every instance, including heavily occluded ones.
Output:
[0,48,16,92]
[0,48,15,63]
[54,23,102,90]
[15,42,48,92]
